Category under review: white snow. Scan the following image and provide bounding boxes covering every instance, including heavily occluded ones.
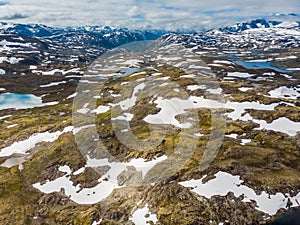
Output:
[180,171,300,215]
[227,72,254,78]
[0,126,73,157]
[121,81,129,85]
[207,87,222,94]
[129,71,146,77]
[208,63,224,67]
[0,115,11,120]
[187,85,206,91]
[241,139,251,145]
[29,65,37,70]
[92,105,110,114]
[0,39,32,47]
[0,156,26,170]
[130,204,158,225]
[76,103,90,114]
[33,155,167,204]
[180,74,196,78]
[91,219,103,225]
[193,133,204,137]
[7,124,17,129]
[225,133,238,139]
[253,117,300,136]
[268,86,300,100]
[0,68,5,75]
[113,83,145,110]
[40,81,67,88]
[213,60,233,65]
[238,87,252,92]
[144,97,194,129]
[66,92,77,99]
[33,68,81,76]
[275,56,297,61]
[112,112,134,122]
[142,94,299,136]
[0,57,24,64]
[286,68,300,71]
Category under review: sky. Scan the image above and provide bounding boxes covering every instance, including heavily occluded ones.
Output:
[0,0,299,30]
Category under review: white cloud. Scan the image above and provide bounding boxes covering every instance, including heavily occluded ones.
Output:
[0,0,299,30]
[127,5,138,17]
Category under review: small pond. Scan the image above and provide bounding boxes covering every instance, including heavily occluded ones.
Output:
[0,93,44,110]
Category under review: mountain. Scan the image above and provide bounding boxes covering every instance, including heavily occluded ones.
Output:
[1,17,300,73]
[220,19,282,32]
[0,17,299,225]
[1,18,299,53]
[0,22,166,47]
[220,18,300,32]
[0,22,167,68]
[164,18,300,51]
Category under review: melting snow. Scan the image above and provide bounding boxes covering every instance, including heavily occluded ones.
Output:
[227,72,254,78]
[268,86,300,100]
[253,117,299,136]
[0,126,73,157]
[40,81,67,88]
[0,56,23,64]
[180,171,300,215]
[130,204,158,225]
[238,87,253,92]
[1,156,26,170]
[92,105,110,114]
[33,155,167,204]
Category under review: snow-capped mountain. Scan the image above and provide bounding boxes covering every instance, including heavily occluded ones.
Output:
[163,18,300,51]
[0,22,166,48]
[1,17,300,69]
[221,19,281,32]
[221,18,300,32]
[0,22,167,67]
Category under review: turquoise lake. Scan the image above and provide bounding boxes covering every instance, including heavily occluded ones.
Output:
[0,93,44,110]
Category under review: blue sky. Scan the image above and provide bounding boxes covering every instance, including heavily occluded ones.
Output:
[0,0,299,30]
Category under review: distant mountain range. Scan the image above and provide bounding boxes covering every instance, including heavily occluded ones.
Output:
[221,18,300,32]
[1,17,299,36]
[0,22,166,49]
[0,17,299,66]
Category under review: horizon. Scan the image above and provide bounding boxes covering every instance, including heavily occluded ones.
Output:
[0,0,299,31]
[0,15,299,33]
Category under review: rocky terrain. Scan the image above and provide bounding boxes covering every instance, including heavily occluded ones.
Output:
[0,19,299,224]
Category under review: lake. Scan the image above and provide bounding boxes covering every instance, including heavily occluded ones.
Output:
[234,60,293,73]
[0,93,44,110]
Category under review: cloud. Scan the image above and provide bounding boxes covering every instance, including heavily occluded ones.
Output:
[0,0,299,30]
[0,13,28,20]
[127,5,138,17]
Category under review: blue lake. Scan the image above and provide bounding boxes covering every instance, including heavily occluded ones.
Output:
[220,53,294,73]
[0,93,44,110]
[234,60,293,73]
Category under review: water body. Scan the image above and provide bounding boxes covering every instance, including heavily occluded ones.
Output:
[268,208,300,225]
[0,93,44,110]
[234,60,293,73]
